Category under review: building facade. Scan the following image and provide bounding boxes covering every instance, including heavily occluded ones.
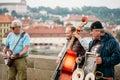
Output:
[0,0,27,14]
[64,15,103,28]
[0,14,14,44]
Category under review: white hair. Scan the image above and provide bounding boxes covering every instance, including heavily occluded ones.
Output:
[11,19,22,27]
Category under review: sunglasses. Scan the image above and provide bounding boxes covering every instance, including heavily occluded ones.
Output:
[10,26,18,30]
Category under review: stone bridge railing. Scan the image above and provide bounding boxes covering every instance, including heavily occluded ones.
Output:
[0,54,57,80]
[0,54,120,80]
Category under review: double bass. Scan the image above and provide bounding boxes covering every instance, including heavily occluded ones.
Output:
[51,17,88,80]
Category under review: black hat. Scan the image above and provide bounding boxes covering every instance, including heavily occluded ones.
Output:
[90,21,103,30]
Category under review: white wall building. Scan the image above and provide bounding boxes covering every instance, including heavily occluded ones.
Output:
[64,15,103,28]
[0,0,27,14]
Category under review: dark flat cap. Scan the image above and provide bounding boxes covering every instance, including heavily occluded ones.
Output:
[90,21,103,30]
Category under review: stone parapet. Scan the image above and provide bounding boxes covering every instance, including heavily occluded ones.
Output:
[0,54,58,80]
[0,54,120,80]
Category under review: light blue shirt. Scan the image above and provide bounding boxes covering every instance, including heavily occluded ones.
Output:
[5,30,30,57]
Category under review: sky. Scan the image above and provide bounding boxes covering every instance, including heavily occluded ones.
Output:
[0,0,120,9]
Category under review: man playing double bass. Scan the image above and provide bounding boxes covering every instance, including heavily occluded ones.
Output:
[56,23,88,80]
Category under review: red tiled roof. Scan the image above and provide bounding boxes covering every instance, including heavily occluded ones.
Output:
[24,24,91,37]
[0,14,14,23]
[4,24,91,38]
[66,15,101,21]
[105,26,116,37]
[24,25,66,37]
[21,18,33,27]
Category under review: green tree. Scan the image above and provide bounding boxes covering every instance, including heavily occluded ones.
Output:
[0,8,8,14]
[2,8,8,13]
[0,9,2,14]
[11,10,17,17]
[84,27,91,32]
[54,18,63,24]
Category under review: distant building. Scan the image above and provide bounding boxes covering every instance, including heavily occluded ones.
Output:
[39,10,47,16]
[24,24,91,49]
[104,25,118,38]
[0,14,14,43]
[64,15,103,28]
[3,23,91,50]
[0,0,27,14]
[21,17,33,28]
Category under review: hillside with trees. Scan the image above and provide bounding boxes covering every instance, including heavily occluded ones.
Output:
[27,6,120,25]
[0,6,120,25]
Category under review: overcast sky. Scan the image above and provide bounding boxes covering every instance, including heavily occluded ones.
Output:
[0,0,120,9]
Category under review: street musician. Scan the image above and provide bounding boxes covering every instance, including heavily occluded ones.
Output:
[56,23,88,80]
[76,21,120,80]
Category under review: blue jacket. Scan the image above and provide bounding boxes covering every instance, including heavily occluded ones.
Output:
[88,32,120,77]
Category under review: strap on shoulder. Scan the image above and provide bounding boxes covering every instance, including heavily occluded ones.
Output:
[21,32,26,38]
